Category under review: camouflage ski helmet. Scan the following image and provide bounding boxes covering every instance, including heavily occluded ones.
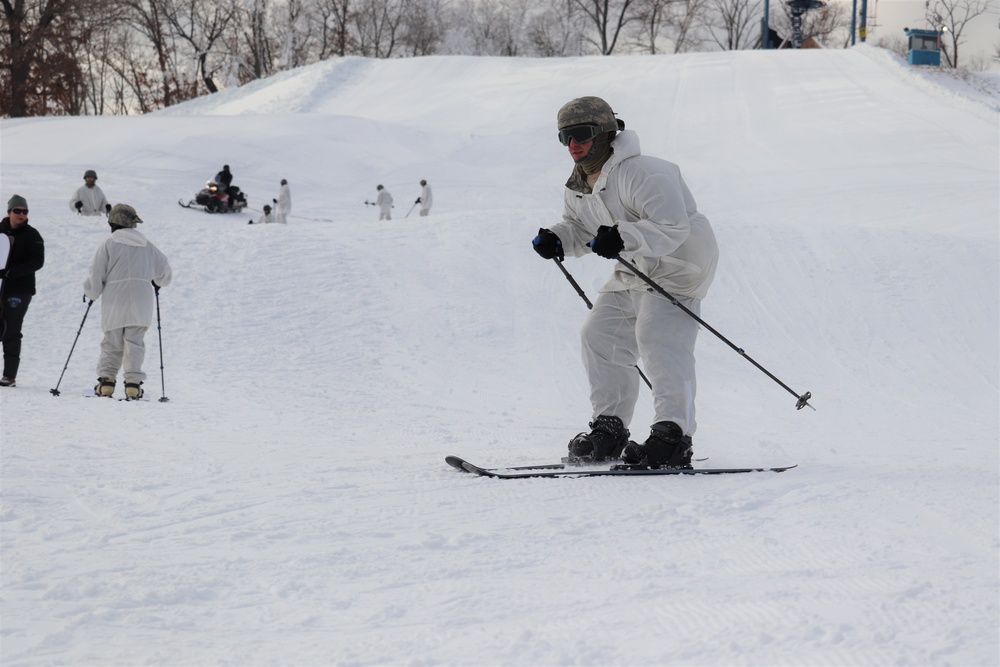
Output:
[109,203,142,228]
[557,96,620,133]
[84,169,98,181]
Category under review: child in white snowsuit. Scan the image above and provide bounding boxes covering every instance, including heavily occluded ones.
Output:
[418,180,433,217]
[274,179,291,224]
[84,204,172,399]
[376,185,393,220]
[250,205,276,225]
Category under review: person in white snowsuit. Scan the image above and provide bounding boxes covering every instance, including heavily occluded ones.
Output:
[69,169,110,216]
[375,184,393,220]
[532,96,718,468]
[273,179,291,224]
[84,204,172,399]
[249,205,276,225]
[417,179,433,217]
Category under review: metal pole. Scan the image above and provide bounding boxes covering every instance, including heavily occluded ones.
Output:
[50,300,93,396]
[614,256,813,411]
[154,285,169,402]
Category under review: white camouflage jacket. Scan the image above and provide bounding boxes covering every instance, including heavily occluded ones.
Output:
[550,130,718,300]
[69,184,109,216]
[83,228,172,331]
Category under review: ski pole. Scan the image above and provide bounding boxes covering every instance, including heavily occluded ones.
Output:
[50,299,93,396]
[552,258,653,391]
[154,284,169,402]
[614,255,813,410]
[405,200,419,218]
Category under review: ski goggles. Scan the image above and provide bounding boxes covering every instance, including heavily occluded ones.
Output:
[557,124,603,146]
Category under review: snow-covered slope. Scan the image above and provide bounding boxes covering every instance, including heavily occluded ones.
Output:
[1,45,997,665]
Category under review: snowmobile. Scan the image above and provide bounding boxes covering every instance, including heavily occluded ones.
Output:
[179,181,248,213]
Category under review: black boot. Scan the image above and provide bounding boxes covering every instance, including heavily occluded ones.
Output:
[621,421,693,469]
[567,415,629,462]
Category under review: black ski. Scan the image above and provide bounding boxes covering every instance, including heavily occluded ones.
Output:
[444,454,707,473]
[445,456,795,479]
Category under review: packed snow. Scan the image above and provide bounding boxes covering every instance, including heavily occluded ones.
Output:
[1,44,997,665]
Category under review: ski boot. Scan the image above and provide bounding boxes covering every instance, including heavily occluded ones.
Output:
[567,415,629,462]
[124,382,144,400]
[0,377,15,387]
[621,421,693,469]
[95,377,116,397]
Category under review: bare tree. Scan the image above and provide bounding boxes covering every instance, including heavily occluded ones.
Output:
[119,0,189,108]
[354,0,408,57]
[572,0,639,54]
[629,0,675,53]
[664,0,709,52]
[1,0,88,116]
[311,0,356,58]
[927,0,991,67]
[162,0,239,93]
[703,0,761,50]
[400,0,445,56]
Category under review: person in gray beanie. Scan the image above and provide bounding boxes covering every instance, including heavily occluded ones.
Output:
[69,169,111,216]
[0,194,45,387]
[84,204,172,399]
[532,96,719,468]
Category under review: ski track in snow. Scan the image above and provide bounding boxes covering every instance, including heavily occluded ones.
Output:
[1,46,998,665]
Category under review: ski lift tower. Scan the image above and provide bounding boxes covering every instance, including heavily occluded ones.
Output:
[786,0,826,47]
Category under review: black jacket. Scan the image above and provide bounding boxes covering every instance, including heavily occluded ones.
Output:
[0,217,45,295]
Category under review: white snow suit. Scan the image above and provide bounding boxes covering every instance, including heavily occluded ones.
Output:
[83,228,172,383]
[419,184,433,216]
[69,184,109,216]
[253,210,276,224]
[376,189,393,220]
[549,130,718,436]
[275,183,291,224]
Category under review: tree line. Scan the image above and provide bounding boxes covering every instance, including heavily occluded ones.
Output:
[1,0,988,117]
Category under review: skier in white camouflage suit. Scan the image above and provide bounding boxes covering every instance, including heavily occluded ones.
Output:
[84,204,172,399]
[532,96,719,468]
[69,169,110,216]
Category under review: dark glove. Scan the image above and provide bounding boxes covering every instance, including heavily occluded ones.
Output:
[105,204,112,214]
[532,228,563,260]
[273,198,278,204]
[75,201,83,211]
[589,225,624,259]
[415,198,421,204]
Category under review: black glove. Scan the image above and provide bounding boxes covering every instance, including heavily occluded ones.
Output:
[75,201,83,211]
[532,228,563,260]
[273,198,278,204]
[415,198,421,204]
[589,225,624,259]
[105,204,112,213]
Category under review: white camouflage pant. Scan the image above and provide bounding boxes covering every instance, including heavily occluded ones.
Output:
[98,326,148,383]
[581,289,701,436]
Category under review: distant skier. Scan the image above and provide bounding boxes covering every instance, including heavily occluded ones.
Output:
[376,184,393,220]
[273,179,291,224]
[84,204,172,399]
[69,169,111,216]
[0,195,45,388]
[532,96,719,468]
[417,179,433,217]
[249,205,276,225]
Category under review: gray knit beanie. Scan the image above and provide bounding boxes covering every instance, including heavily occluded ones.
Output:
[7,194,27,212]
